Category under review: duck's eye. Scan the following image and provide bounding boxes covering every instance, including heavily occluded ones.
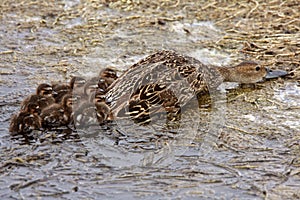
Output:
[255,66,261,71]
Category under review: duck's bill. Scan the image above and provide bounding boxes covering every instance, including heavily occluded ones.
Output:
[265,68,288,79]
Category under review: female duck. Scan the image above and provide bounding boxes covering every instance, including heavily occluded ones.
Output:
[106,50,287,124]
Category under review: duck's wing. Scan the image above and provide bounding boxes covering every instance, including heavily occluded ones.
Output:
[106,50,212,120]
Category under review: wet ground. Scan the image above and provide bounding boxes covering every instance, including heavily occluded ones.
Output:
[1,0,300,199]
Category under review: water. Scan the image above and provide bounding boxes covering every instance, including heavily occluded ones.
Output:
[1,1,299,199]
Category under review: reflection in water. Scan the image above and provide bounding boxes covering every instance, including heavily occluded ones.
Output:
[77,101,202,168]
[274,82,300,107]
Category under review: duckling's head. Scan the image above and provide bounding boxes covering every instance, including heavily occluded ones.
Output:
[99,68,118,79]
[84,79,99,96]
[70,76,86,89]
[99,68,118,86]
[26,102,41,115]
[52,84,71,103]
[98,78,109,91]
[36,83,53,97]
[62,94,78,110]
[89,90,106,104]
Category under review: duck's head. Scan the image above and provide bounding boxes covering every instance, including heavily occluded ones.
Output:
[219,61,287,84]
[36,83,53,97]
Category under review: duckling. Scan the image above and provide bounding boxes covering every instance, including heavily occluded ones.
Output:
[89,89,107,105]
[21,83,55,113]
[67,77,98,106]
[69,76,86,96]
[40,94,77,128]
[98,78,109,92]
[52,83,71,103]
[36,83,53,97]
[106,50,287,124]
[73,85,107,126]
[22,102,41,115]
[82,77,100,100]
[73,102,98,128]
[9,112,42,134]
[73,101,112,128]
[99,67,118,86]
[95,101,113,124]
[70,76,86,90]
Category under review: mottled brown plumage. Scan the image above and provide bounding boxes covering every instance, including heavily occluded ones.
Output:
[40,94,76,128]
[21,83,55,113]
[52,84,71,103]
[99,67,118,86]
[9,112,42,134]
[106,50,285,124]
[106,50,214,124]
[73,101,112,128]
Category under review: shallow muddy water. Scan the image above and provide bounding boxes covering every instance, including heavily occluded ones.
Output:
[1,1,300,199]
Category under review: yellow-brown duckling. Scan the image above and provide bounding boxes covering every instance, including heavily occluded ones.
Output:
[73,101,112,128]
[21,83,55,113]
[9,111,42,134]
[52,83,71,103]
[40,93,77,128]
[99,67,118,86]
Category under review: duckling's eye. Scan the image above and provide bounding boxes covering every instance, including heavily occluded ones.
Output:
[255,66,261,71]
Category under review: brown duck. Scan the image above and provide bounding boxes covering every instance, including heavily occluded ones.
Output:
[106,50,287,124]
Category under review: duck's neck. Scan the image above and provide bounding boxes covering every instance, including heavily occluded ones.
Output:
[216,67,238,82]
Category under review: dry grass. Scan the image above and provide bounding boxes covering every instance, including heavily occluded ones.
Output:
[1,0,299,80]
